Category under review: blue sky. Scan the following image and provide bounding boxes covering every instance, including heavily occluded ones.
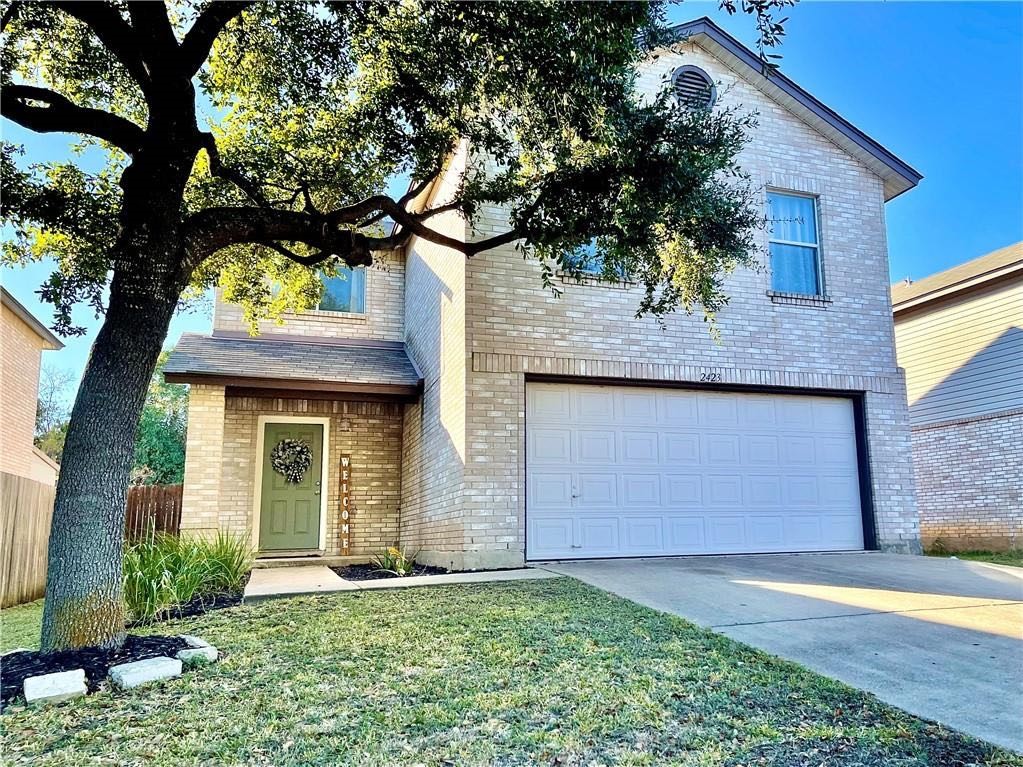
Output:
[3,1,1021,393]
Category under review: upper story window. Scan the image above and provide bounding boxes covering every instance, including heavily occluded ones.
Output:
[317,266,366,313]
[563,239,628,282]
[565,239,603,275]
[672,65,716,110]
[767,191,822,296]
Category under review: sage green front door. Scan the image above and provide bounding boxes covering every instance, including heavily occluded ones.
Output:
[259,423,323,551]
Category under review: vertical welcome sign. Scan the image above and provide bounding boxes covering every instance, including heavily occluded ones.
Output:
[340,454,352,555]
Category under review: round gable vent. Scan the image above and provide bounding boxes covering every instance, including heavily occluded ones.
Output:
[672,65,716,109]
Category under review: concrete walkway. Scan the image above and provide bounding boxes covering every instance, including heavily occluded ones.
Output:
[543,552,1023,753]
[244,565,558,602]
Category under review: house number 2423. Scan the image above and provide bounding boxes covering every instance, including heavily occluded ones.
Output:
[700,372,722,383]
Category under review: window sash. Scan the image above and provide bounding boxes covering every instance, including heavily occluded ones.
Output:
[317,267,366,313]
[767,191,822,296]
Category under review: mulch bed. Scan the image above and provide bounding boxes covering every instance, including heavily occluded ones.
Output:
[331,563,450,581]
[1,634,189,707]
[126,590,243,627]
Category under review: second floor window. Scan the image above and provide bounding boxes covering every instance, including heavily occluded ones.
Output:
[767,191,822,296]
[317,266,366,313]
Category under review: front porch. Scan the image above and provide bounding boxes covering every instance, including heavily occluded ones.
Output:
[165,333,422,560]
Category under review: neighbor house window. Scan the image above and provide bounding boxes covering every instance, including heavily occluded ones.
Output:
[317,266,366,313]
[767,191,822,296]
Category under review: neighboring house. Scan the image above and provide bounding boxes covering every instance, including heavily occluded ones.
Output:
[166,18,923,569]
[1,287,63,486]
[892,242,1022,551]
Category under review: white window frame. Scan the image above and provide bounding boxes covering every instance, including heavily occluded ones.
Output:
[766,189,825,297]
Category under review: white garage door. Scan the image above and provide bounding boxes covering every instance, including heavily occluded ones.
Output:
[526,382,864,560]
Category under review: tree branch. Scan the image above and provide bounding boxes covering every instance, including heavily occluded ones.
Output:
[126,1,180,67]
[50,2,151,91]
[198,132,271,207]
[179,1,253,77]
[1,84,145,154]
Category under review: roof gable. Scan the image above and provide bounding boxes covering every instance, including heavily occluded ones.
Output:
[669,18,922,201]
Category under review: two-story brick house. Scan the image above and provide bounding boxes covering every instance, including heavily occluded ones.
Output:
[166,18,923,569]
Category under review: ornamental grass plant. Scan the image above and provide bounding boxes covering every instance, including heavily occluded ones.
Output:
[123,531,252,624]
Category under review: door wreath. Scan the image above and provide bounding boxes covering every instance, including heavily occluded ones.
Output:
[270,438,313,484]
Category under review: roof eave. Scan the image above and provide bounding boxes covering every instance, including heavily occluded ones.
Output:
[163,370,423,400]
[0,288,64,350]
[669,17,922,201]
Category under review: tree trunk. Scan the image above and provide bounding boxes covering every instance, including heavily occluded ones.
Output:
[40,267,182,651]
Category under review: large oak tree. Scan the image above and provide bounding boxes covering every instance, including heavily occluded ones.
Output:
[1,0,789,651]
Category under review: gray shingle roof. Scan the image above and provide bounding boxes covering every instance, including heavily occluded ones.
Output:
[891,241,1023,309]
[164,333,422,391]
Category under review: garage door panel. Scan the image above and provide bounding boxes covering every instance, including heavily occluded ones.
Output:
[745,475,782,506]
[813,399,855,431]
[705,433,741,465]
[577,474,617,506]
[661,392,699,425]
[577,389,615,421]
[741,397,779,427]
[786,475,820,505]
[578,517,619,553]
[750,516,785,547]
[744,435,780,465]
[531,388,571,419]
[530,472,572,508]
[621,390,657,421]
[668,517,707,550]
[621,431,658,462]
[708,516,745,547]
[701,394,740,427]
[664,474,703,505]
[530,429,571,461]
[528,516,574,557]
[576,430,616,463]
[623,517,664,551]
[706,475,743,505]
[621,473,660,505]
[526,382,864,559]
[663,433,700,463]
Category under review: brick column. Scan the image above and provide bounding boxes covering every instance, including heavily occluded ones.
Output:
[180,384,226,537]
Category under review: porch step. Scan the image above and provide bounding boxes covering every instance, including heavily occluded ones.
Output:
[252,555,373,569]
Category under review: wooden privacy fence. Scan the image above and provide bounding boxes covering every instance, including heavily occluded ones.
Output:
[0,478,184,608]
[1,471,56,608]
[125,484,183,541]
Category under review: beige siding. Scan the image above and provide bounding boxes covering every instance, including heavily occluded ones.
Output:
[213,249,406,341]
[894,278,1023,426]
[0,306,47,479]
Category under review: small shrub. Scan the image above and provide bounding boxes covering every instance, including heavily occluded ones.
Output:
[123,532,253,623]
[372,545,419,577]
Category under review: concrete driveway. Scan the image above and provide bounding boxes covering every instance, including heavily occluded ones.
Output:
[543,552,1023,752]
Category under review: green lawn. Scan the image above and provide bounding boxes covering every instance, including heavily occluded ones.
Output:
[927,549,1023,568]
[2,579,1018,766]
[0,599,44,652]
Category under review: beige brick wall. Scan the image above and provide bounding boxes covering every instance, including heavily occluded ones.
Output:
[182,391,403,556]
[399,146,474,568]
[180,384,226,535]
[1,306,49,479]
[912,410,1023,551]
[456,41,919,561]
[213,249,406,341]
